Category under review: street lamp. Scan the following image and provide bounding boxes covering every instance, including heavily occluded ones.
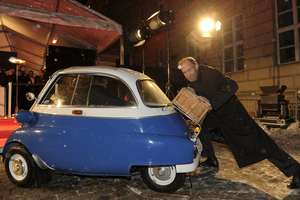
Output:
[9,57,26,114]
[8,57,26,64]
[199,17,221,37]
[196,14,221,65]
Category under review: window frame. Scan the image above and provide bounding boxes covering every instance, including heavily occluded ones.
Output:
[186,37,200,63]
[276,0,300,64]
[222,14,244,74]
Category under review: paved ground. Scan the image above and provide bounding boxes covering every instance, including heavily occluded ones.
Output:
[1,128,300,199]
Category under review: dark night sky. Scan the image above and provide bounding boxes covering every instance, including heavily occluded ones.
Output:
[76,0,88,5]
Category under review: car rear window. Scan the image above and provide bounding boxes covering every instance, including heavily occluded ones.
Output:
[137,80,170,107]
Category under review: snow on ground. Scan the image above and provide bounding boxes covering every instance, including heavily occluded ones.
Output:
[260,121,300,150]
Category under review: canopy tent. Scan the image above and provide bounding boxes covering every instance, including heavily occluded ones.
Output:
[0,0,123,74]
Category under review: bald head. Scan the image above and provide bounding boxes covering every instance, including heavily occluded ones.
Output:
[178,57,199,82]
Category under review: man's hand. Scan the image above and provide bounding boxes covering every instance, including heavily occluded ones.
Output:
[187,87,211,107]
[197,96,211,107]
[187,87,195,93]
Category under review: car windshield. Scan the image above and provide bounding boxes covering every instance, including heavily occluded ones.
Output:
[138,80,170,106]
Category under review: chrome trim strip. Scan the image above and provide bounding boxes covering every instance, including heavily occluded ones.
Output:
[29,111,177,119]
[32,154,55,170]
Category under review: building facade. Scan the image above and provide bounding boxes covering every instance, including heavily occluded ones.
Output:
[85,0,300,118]
[125,0,300,94]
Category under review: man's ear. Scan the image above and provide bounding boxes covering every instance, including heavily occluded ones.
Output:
[195,63,199,71]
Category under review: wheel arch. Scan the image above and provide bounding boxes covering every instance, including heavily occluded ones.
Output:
[2,142,30,161]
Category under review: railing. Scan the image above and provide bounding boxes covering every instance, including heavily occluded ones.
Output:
[236,89,300,122]
[1,83,45,118]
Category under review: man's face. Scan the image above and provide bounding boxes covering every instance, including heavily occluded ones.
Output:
[20,66,25,72]
[29,72,33,77]
[180,60,198,82]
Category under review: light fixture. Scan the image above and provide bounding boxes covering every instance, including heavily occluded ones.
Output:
[147,10,175,30]
[200,19,214,32]
[8,57,26,114]
[199,16,221,37]
[128,26,151,47]
[8,57,26,64]
[52,34,58,44]
[216,21,221,31]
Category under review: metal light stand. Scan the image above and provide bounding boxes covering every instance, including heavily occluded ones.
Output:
[165,29,173,99]
[15,64,19,113]
[142,44,145,74]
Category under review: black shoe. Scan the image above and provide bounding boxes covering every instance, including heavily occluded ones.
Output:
[288,171,300,189]
[199,157,219,169]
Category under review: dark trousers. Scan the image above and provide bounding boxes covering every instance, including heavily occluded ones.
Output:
[200,128,300,177]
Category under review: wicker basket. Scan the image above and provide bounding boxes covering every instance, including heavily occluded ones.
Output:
[172,88,212,123]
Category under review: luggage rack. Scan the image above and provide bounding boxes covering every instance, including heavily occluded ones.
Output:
[171,104,207,138]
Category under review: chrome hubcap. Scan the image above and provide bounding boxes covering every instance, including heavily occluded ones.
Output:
[12,159,24,176]
[148,166,176,186]
[154,167,170,180]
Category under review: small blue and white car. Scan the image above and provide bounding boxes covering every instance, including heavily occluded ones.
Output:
[2,66,201,193]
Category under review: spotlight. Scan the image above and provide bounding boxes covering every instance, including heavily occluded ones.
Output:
[136,26,151,40]
[128,26,151,46]
[147,10,175,30]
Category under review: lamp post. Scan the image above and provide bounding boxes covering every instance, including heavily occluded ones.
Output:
[198,15,221,65]
[9,57,26,114]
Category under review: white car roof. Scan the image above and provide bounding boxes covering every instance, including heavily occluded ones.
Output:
[32,65,176,118]
[54,66,151,83]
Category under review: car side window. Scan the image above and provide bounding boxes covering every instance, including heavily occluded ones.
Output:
[87,75,136,107]
[72,75,92,105]
[39,74,136,107]
[39,74,91,106]
[39,74,75,106]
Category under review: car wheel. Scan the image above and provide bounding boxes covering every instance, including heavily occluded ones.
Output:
[141,165,186,193]
[4,146,35,187]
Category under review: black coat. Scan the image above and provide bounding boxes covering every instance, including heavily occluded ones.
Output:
[188,65,278,168]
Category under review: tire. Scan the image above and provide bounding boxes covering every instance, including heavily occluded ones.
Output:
[4,146,35,187]
[141,165,186,193]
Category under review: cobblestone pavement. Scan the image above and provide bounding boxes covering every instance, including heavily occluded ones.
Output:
[1,139,300,199]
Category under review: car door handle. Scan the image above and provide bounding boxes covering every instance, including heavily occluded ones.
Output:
[72,110,83,115]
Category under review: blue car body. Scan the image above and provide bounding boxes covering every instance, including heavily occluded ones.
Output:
[3,66,200,177]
